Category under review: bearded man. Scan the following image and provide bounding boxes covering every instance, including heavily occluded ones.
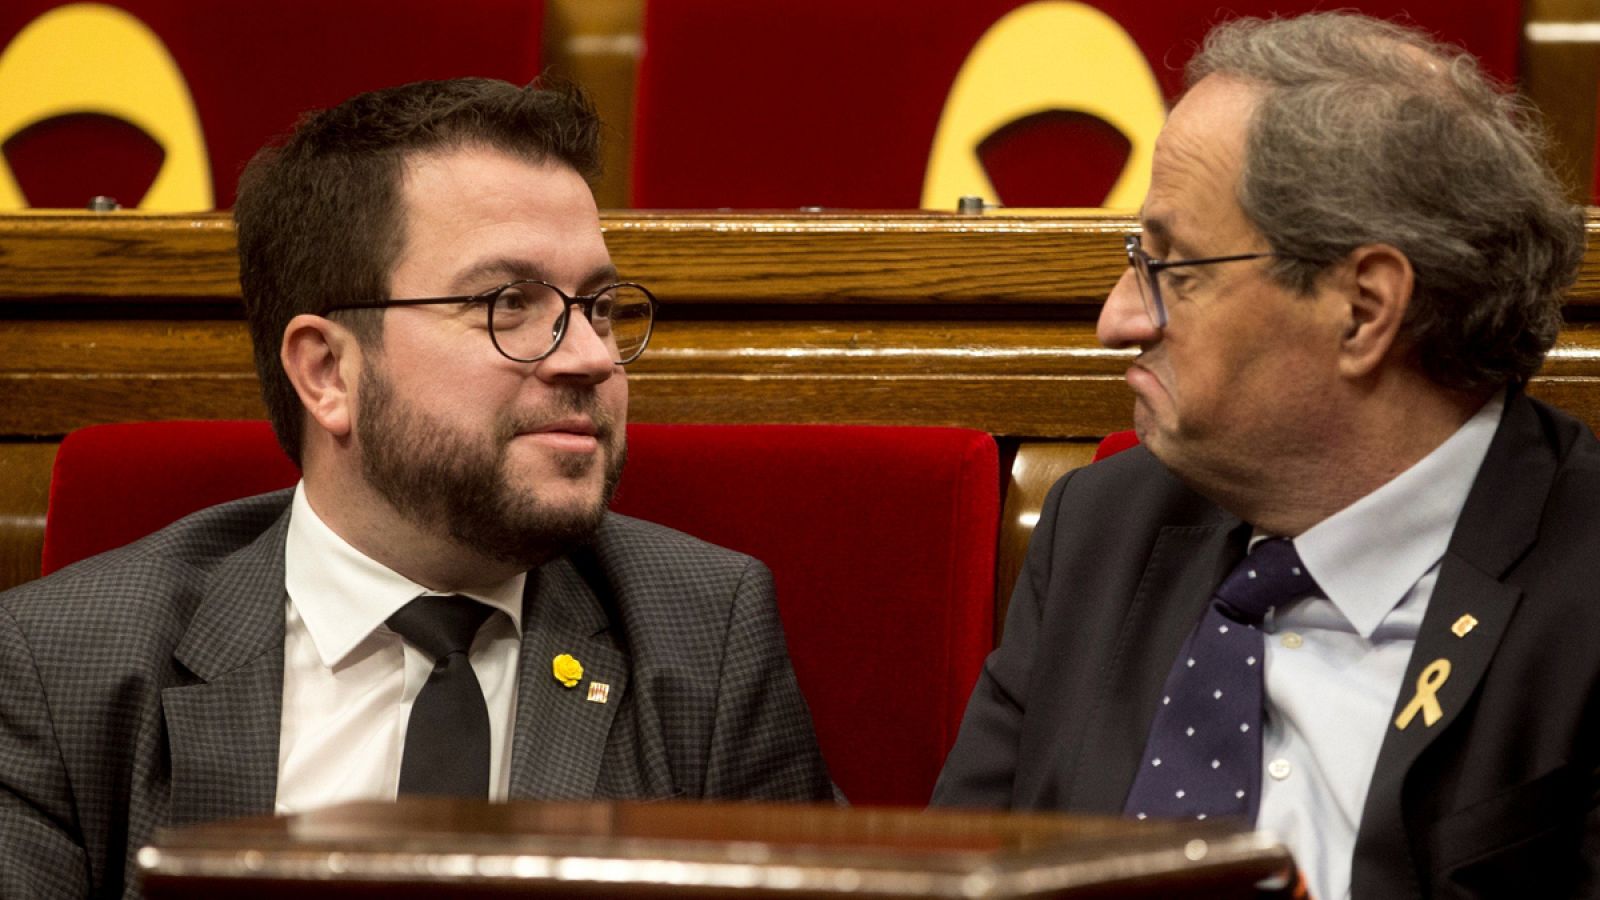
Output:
[0,78,832,900]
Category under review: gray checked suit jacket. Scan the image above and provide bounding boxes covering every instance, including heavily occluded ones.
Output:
[0,491,833,898]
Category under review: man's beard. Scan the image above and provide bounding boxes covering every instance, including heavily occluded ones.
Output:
[355,365,625,568]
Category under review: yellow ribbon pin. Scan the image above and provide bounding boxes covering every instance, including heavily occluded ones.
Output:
[1394,658,1451,730]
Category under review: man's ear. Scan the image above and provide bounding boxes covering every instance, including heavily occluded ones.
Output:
[1337,243,1413,380]
[281,314,363,439]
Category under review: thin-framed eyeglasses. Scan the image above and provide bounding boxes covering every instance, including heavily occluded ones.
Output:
[1124,233,1276,329]
[324,280,659,365]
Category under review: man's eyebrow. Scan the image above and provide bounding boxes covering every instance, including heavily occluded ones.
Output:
[1139,217,1172,251]
[449,260,623,295]
[581,265,622,293]
[450,258,545,292]
[1137,217,1201,260]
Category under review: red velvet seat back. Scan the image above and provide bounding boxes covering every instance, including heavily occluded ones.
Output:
[42,420,999,806]
[631,0,1520,210]
[41,420,301,574]
[1093,429,1140,461]
[1,1,544,209]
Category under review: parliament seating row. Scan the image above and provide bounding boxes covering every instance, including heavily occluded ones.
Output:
[630,0,1521,209]
[3,209,1599,804]
[5,0,1584,214]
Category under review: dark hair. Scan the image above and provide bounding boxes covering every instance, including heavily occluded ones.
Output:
[1189,13,1585,391]
[233,78,603,464]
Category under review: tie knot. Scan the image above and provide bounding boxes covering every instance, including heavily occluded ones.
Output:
[1213,538,1319,625]
[387,594,494,661]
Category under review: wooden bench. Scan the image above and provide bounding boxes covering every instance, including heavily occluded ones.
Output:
[5,211,1600,634]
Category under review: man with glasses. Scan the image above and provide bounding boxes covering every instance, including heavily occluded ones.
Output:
[935,13,1597,898]
[0,79,831,898]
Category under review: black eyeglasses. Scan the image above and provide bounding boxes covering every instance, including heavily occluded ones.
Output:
[1124,234,1276,329]
[324,280,658,365]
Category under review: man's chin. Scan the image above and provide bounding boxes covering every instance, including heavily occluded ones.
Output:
[1129,401,1176,461]
[522,486,610,524]
[474,496,609,568]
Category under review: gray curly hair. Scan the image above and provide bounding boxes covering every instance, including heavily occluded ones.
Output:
[1188,13,1585,390]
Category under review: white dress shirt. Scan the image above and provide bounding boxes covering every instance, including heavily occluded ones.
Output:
[275,482,525,813]
[1255,392,1503,900]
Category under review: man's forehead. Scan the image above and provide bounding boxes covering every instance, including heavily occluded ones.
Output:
[398,144,590,200]
[1160,76,1259,177]
[1140,75,1262,250]
[386,144,609,294]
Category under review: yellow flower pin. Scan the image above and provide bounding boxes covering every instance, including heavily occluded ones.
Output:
[552,653,583,688]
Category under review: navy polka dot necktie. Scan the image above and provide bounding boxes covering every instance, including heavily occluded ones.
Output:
[1122,538,1320,823]
[387,594,494,797]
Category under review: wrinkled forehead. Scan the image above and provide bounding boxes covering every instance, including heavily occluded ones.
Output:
[1141,75,1263,252]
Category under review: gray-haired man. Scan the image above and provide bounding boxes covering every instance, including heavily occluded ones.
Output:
[936,13,1596,899]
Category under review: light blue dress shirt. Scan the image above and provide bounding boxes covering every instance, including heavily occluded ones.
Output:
[1255,392,1503,900]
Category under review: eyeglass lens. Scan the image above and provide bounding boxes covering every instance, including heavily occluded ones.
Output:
[487,283,654,363]
[1124,237,1165,328]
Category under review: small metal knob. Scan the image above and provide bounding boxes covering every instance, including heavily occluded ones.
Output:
[87,196,121,212]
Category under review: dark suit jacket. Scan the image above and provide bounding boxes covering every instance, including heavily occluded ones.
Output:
[933,391,1600,898]
[0,492,832,898]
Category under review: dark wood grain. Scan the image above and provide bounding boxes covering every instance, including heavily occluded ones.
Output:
[0,444,55,592]
[140,798,1294,899]
[0,213,240,297]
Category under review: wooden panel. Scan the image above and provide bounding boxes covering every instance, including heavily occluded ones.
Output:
[141,799,1293,899]
[0,320,252,373]
[0,211,1131,304]
[995,441,1101,638]
[603,213,1128,304]
[0,443,54,591]
[12,211,1600,304]
[543,0,642,209]
[12,321,1600,438]
[1525,0,1600,202]
[0,213,239,297]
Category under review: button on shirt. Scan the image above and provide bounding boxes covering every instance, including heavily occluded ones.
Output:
[276,483,525,813]
[1255,392,1503,900]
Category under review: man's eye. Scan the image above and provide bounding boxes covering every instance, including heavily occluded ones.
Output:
[1163,271,1196,295]
[492,288,530,312]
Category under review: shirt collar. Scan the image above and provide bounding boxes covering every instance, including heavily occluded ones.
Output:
[284,482,525,668]
[1281,390,1504,638]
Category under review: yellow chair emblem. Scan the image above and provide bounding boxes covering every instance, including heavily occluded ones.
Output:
[0,2,211,210]
[922,1,1165,212]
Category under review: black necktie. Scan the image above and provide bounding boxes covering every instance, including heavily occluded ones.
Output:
[387,594,494,797]
[1123,538,1320,823]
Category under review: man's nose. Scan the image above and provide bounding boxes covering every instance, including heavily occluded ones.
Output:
[1097,268,1161,349]
[537,306,617,383]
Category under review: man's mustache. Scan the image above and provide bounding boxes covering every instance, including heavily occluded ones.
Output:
[498,388,618,444]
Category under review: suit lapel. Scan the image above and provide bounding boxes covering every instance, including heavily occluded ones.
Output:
[1067,517,1248,811]
[508,550,628,799]
[1354,392,1552,894]
[162,507,290,827]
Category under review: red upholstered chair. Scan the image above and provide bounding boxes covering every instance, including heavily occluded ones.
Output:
[1092,429,1140,462]
[40,420,299,574]
[1,1,544,209]
[42,420,1000,807]
[631,0,1520,210]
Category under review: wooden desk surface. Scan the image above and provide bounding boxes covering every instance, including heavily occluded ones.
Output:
[138,799,1294,899]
